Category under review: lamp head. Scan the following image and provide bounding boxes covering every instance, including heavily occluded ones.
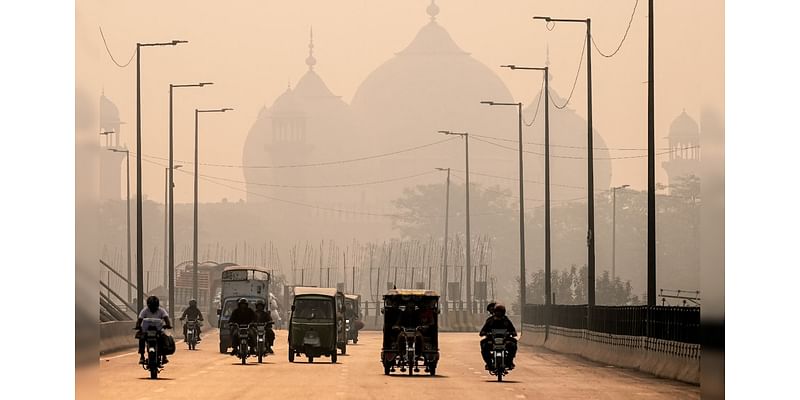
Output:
[172,40,188,45]
[500,64,516,70]
[480,101,494,105]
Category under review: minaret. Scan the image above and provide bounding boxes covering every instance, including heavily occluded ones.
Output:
[662,109,701,193]
[99,92,125,201]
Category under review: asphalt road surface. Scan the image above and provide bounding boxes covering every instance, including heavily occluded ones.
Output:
[99,330,699,399]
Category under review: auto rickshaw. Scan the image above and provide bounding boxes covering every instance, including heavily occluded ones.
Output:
[380,289,440,376]
[288,287,347,363]
[344,294,363,344]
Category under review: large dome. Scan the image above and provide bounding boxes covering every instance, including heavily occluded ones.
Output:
[351,9,515,149]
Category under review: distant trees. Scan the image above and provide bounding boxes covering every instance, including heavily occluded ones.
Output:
[524,265,641,307]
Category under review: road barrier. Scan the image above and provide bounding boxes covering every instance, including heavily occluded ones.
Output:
[520,304,700,384]
[100,321,137,355]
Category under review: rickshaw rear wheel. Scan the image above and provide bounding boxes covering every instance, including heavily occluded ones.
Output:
[331,352,337,363]
[384,364,391,375]
[288,349,295,363]
[219,343,227,354]
[308,356,314,363]
[429,366,436,376]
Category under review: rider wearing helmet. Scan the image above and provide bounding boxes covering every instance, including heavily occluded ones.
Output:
[135,296,172,365]
[479,301,498,360]
[479,303,518,370]
[254,299,276,353]
[228,298,256,356]
[179,299,204,341]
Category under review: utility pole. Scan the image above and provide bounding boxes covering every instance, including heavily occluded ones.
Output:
[436,167,451,307]
[647,0,657,306]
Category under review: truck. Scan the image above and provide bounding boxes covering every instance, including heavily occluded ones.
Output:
[216,265,271,353]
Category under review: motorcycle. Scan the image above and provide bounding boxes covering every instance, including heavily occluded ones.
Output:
[253,322,272,364]
[184,318,202,350]
[229,323,252,365]
[488,329,510,381]
[139,318,170,379]
[399,327,420,375]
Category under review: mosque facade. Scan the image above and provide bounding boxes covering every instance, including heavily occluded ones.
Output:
[240,1,614,240]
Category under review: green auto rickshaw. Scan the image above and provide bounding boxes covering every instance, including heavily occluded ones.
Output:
[345,294,363,344]
[288,287,347,363]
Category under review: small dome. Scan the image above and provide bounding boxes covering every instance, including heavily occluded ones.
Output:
[99,93,121,130]
[270,87,304,117]
[669,110,699,145]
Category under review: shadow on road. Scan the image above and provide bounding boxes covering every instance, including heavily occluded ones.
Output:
[136,377,175,381]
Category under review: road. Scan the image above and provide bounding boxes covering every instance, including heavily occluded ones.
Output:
[99,330,699,399]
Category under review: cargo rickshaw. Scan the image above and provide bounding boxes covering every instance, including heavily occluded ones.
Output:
[380,289,440,376]
[344,294,363,344]
[288,287,347,363]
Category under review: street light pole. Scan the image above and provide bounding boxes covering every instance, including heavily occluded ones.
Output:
[193,108,233,303]
[436,167,451,312]
[479,100,528,318]
[534,16,595,309]
[611,184,629,281]
[498,64,551,334]
[108,147,131,304]
[168,82,211,321]
[438,131,472,312]
[647,0,657,307]
[134,39,187,312]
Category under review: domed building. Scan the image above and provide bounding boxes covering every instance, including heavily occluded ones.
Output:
[350,1,520,204]
[661,110,701,193]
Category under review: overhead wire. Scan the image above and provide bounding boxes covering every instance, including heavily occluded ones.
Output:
[549,34,588,110]
[193,170,438,189]
[470,133,669,151]
[522,78,545,127]
[591,0,639,58]
[472,135,699,160]
[136,137,457,169]
[99,26,136,68]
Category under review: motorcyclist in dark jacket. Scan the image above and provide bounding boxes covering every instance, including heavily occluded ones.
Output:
[479,304,517,370]
[135,296,172,365]
[254,300,276,353]
[229,298,256,355]
[179,299,204,341]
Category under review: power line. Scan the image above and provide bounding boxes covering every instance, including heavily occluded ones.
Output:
[470,133,669,151]
[523,78,545,127]
[136,137,457,169]
[451,169,585,190]
[194,170,438,189]
[99,26,135,68]
[549,34,588,110]
[472,135,699,160]
[591,0,640,58]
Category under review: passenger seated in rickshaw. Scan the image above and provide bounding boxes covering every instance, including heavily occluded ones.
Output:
[393,305,425,352]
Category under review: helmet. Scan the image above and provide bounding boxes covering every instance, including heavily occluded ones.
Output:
[256,299,265,308]
[238,298,249,305]
[146,296,160,308]
[494,304,507,316]
[189,299,197,307]
[486,302,497,313]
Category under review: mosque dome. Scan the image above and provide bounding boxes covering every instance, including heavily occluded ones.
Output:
[99,92,121,131]
[350,2,516,157]
[668,110,700,146]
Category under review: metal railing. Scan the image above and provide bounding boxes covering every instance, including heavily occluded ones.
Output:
[523,304,700,344]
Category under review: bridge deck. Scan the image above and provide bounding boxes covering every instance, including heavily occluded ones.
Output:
[99,330,699,399]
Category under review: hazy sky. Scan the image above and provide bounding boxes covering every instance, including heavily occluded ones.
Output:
[77,0,723,204]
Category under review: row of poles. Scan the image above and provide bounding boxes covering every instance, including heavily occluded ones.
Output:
[433,5,659,331]
[102,39,235,322]
[108,1,659,327]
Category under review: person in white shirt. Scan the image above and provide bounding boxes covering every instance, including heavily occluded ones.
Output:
[135,296,172,364]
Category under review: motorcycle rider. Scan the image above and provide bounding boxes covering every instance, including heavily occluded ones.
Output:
[228,298,256,356]
[135,296,172,365]
[479,303,517,370]
[478,302,497,361]
[393,304,424,352]
[254,299,276,354]
[179,299,204,341]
